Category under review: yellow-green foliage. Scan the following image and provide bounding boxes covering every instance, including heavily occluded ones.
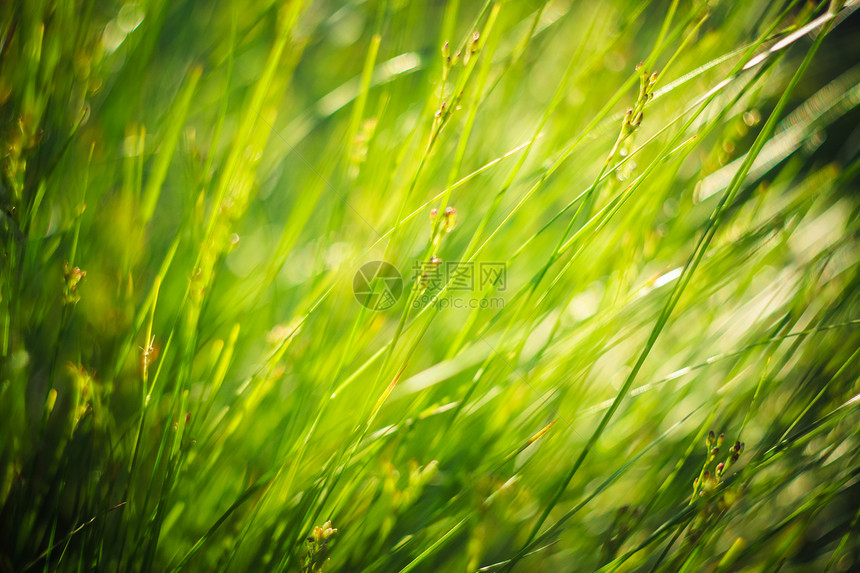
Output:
[1,1,860,571]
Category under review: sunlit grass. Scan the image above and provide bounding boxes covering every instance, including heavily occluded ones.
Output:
[1,0,860,571]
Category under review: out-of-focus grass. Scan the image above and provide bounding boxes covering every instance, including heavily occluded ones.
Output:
[2,0,860,571]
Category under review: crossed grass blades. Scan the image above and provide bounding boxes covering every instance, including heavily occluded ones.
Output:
[2,0,860,571]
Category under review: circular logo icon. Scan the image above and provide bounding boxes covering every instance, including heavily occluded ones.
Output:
[353,261,403,311]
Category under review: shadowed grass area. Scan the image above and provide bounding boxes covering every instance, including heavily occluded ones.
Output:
[2,0,860,571]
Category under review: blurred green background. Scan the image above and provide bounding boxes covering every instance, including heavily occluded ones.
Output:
[2,0,860,571]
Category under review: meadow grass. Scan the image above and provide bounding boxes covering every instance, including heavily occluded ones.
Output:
[2,0,860,571]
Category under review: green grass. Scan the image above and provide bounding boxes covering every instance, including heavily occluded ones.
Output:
[2,0,860,571]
